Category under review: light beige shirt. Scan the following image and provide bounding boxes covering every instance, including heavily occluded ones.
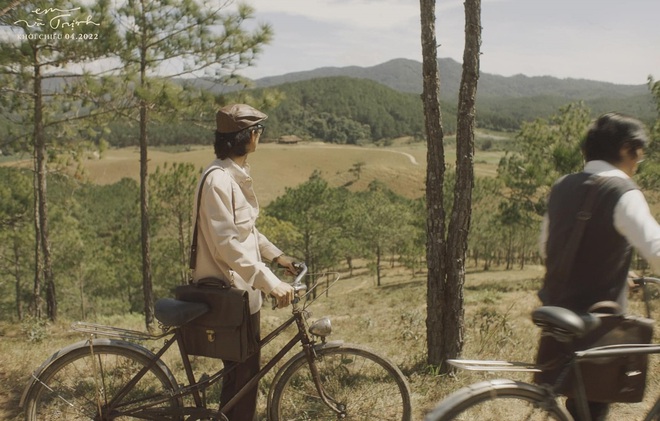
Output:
[192,158,283,313]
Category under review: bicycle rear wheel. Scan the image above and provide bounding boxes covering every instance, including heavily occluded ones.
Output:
[269,344,412,420]
[425,379,572,421]
[23,340,181,420]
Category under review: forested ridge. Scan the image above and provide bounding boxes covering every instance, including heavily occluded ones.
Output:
[236,70,655,138]
[201,63,656,142]
[228,76,441,143]
[47,74,657,148]
[2,62,653,151]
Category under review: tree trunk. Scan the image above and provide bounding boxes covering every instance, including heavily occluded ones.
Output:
[444,0,481,369]
[178,214,188,285]
[420,0,448,368]
[422,0,481,372]
[139,10,155,329]
[376,245,382,286]
[139,95,155,329]
[33,51,57,321]
[13,231,24,320]
[346,256,353,277]
[79,268,85,320]
[32,150,43,319]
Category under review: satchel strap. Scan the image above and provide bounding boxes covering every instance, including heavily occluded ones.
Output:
[554,174,602,285]
[189,168,221,273]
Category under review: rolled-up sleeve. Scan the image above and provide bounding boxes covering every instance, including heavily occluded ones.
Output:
[614,189,660,274]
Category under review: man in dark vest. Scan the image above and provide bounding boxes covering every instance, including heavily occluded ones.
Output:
[536,112,660,420]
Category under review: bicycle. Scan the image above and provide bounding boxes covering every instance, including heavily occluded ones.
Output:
[20,263,412,420]
[425,277,660,421]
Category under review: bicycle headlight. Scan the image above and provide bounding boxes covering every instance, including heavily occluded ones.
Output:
[309,317,332,337]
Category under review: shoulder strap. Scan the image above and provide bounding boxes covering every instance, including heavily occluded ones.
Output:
[189,168,221,273]
[555,174,602,282]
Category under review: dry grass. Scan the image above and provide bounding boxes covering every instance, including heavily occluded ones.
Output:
[2,264,659,420]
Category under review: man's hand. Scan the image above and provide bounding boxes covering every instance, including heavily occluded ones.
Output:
[270,281,295,309]
[628,270,642,293]
[274,255,299,276]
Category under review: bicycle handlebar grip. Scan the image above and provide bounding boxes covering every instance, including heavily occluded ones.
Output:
[632,276,660,286]
[271,262,307,310]
[271,295,301,310]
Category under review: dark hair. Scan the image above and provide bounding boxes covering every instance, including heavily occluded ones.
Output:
[214,128,252,159]
[581,112,649,163]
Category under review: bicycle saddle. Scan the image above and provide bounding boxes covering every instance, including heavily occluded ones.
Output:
[155,298,209,327]
[531,306,601,340]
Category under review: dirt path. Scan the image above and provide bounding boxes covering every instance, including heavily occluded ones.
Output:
[290,142,420,165]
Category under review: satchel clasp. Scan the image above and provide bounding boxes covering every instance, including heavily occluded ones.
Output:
[206,329,215,342]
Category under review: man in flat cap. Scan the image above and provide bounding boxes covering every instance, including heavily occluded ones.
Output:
[191,103,296,420]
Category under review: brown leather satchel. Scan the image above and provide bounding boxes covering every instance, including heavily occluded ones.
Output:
[536,302,654,403]
[571,302,653,403]
[175,278,257,362]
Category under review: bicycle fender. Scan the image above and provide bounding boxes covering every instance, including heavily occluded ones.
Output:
[267,340,344,406]
[19,338,174,408]
[425,379,568,421]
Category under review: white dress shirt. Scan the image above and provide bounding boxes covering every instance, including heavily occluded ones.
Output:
[540,160,660,274]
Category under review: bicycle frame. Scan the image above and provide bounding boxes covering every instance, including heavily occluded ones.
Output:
[45,265,347,419]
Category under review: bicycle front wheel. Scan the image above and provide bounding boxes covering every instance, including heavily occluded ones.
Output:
[23,340,181,420]
[424,379,572,421]
[269,344,412,420]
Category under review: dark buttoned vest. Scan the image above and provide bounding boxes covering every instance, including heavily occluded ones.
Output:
[539,172,638,312]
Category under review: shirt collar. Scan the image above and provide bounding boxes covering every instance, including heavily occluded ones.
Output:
[214,158,251,182]
[583,160,630,180]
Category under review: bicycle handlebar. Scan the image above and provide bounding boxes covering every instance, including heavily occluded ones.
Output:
[632,276,660,287]
[291,262,308,290]
[631,276,660,319]
[271,262,308,310]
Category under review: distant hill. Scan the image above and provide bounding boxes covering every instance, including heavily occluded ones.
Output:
[255,59,428,96]
[214,73,652,137]
[251,58,650,101]
[183,57,654,130]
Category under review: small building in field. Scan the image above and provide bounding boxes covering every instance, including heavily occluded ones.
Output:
[277,135,301,145]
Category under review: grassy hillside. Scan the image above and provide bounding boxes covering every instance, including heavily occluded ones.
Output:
[62,143,429,204]
[2,263,658,420]
[34,139,504,204]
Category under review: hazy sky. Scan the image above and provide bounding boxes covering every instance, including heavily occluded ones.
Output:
[238,0,660,85]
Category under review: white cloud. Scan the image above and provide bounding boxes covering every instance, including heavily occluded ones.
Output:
[247,0,419,30]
